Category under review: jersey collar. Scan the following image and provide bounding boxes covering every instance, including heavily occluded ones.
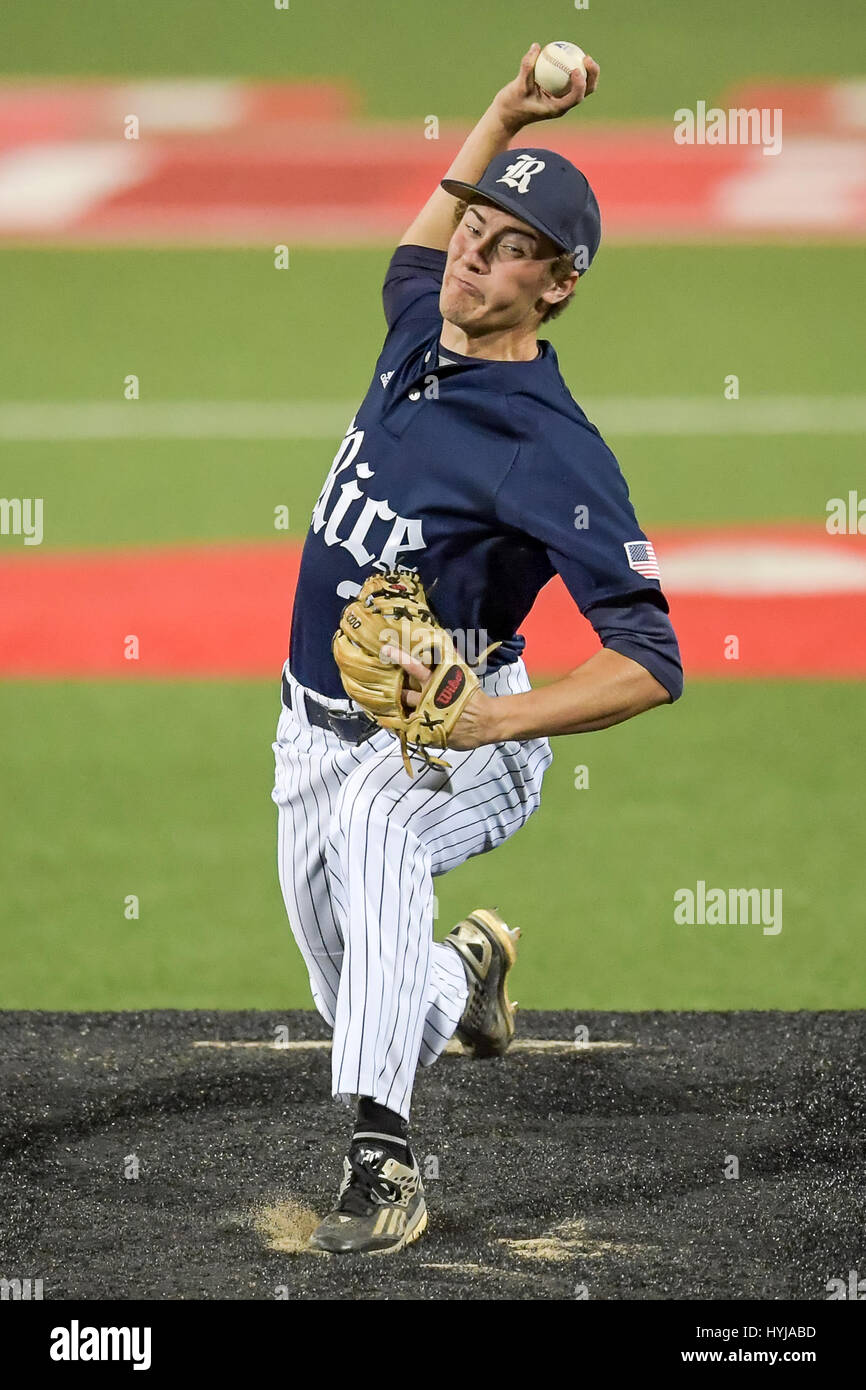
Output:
[436,337,546,365]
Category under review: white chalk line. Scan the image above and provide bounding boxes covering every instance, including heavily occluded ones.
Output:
[0,396,864,440]
[192,1038,633,1055]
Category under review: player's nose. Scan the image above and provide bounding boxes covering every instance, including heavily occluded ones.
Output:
[458,235,490,273]
[459,245,488,276]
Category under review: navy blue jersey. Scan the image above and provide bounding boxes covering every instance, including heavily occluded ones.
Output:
[289,244,678,701]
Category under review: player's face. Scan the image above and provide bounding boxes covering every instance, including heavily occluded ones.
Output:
[441,202,569,333]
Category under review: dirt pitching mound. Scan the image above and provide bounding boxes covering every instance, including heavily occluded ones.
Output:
[0,1009,862,1300]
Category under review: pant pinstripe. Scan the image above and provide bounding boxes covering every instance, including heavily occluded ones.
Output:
[272,656,553,1119]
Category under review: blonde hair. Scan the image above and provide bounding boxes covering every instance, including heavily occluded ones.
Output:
[450,198,577,324]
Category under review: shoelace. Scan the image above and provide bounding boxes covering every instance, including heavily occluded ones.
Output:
[338,1150,404,1216]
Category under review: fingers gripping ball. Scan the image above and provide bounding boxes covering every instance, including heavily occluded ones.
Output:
[533,41,586,97]
[332,571,501,778]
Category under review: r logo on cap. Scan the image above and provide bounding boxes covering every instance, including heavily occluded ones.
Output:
[496,153,546,195]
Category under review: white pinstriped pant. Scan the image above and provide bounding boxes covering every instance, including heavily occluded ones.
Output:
[271,656,553,1119]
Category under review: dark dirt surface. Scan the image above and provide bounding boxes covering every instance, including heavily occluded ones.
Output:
[0,1010,863,1301]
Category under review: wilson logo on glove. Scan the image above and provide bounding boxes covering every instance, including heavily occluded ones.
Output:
[332,569,501,778]
[434,667,466,708]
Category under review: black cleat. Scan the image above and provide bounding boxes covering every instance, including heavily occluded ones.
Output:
[445,907,521,1058]
[309,1143,428,1255]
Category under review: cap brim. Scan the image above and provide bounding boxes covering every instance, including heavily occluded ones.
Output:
[440,178,486,202]
[439,177,572,256]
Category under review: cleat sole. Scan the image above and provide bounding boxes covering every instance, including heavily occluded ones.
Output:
[461,908,521,1056]
[465,908,520,970]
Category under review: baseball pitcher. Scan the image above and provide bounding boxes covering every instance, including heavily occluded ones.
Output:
[272,44,683,1254]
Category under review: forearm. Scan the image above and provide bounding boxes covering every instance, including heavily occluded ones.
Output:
[489,648,671,741]
[398,45,597,253]
[399,102,517,251]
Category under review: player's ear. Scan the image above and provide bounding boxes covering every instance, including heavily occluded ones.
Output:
[541,269,580,308]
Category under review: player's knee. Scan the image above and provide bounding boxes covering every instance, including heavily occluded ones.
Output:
[329,766,406,844]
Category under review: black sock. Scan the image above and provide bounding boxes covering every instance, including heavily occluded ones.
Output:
[353,1097,409,1162]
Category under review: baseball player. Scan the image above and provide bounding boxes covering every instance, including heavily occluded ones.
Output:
[272,44,682,1254]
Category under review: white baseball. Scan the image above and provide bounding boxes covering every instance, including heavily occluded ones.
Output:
[533,41,587,98]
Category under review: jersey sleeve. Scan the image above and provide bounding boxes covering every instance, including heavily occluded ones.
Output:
[585,595,684,702]
[382,244,448,333]
[493,427,670,614]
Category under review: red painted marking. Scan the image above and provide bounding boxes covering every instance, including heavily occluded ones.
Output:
[0,543,299,678]
[725,81,863,133]
[1,527,865,680]
[66,129,866,244]
[2,79,864,241]
[523,591,866,678]
[0,80,354,148]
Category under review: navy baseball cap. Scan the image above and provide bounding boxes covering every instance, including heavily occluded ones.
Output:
[441,148,601,272]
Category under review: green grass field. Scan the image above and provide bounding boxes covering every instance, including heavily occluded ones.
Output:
[0,680,861,1011]
[2,245,863,548]
[4,0,863,122]
[1,1,863,1012]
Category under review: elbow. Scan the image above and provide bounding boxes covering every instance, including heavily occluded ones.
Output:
[641,669,677,713]
[658,664,684,705]
[588,596,684,709]
[601,637,684,707]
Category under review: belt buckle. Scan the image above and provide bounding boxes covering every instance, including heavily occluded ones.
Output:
[326,709,347,736]
[330,707,375,743]
[326,706,354,733]
[355,714,379,744]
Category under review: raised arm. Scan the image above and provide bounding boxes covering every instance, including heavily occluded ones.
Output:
[399,43,600,252]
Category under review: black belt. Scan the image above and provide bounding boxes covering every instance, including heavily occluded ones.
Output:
[282,672,380,746]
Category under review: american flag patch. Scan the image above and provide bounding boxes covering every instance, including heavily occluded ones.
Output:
[624,540,661,580]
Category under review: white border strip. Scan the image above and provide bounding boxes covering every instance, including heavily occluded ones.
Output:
[192,1038,633,1054]
[0,397,864,441]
